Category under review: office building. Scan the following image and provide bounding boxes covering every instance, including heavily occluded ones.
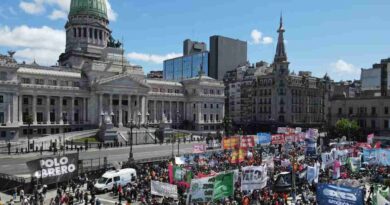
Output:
[209,35,248,80]
[163,51,209,81]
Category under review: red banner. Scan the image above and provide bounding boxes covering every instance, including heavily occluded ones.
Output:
[240,136,255,148]
[271,134,285,144]
[230,148,246,164]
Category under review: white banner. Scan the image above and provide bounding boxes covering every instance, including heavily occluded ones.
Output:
[151,181,178,199]
[189,176,214,203]
[241,166,267,191]
[321,151,335,170]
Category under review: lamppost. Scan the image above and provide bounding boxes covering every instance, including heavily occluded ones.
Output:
[146,112,150,143]
[137,111,142,128]
[62,115,66,155]
[128,119,134,162]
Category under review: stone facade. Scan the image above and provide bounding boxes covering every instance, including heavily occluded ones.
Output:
[240,16,333,129]
[0,0,224,140]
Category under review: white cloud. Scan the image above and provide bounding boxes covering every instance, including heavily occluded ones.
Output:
[19,0,117,21]
[250,29,273,45]
[49,9,67,20]
[0,25,65,65]
[127,52,182,64]
[262,36,273,44]
[19,0,45,15]
[330,59,360,80]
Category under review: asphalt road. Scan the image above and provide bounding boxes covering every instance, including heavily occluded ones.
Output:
[0,142,199,176]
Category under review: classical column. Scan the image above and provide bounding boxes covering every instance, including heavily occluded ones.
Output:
[221,103,225,121]
[99,94,103,126]
[109,94,113,115]
[12,94,18,124]
[118,95,123,127]
[183,102,187,121]
[169,101,172,123]
[127,95,132,123]
[6,97,11,125]
[32,95,37,125]
[70,97,75,124]
[46,96,50,124]
[59,96,63,125]
[197,102,202,123]
[141,96,146,124]
[18,94,23,124]
[153,100,157,123]
[176,102,180,123]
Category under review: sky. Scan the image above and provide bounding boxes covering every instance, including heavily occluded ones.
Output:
[0,0,390,81]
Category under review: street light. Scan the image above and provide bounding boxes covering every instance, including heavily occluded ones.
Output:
[137,111,142,128]
[128,119,134,162]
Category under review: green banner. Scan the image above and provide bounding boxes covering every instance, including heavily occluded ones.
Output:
[212,172,234,201]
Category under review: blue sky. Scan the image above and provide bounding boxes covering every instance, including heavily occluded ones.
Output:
[0,0,390,81]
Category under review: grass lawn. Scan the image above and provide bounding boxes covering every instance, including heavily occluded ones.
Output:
[73,136,99,143]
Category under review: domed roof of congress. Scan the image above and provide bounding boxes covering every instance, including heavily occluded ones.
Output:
[69,0,108,20]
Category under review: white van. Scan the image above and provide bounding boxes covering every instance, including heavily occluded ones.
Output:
[94,168,137,192]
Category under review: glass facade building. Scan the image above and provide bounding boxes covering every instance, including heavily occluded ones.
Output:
[164,51,209,81]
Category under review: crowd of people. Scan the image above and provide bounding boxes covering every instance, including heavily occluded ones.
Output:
[3,135,390,205]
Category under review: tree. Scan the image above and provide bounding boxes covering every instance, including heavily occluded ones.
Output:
[222,117,233,137]
[335,118,359,141]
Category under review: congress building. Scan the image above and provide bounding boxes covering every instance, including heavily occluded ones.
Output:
[0,0,225,140]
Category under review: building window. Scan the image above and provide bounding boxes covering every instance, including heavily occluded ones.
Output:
[338,108,342,115]
[63,99,67,106]
[78,28,82,37]
[83,28,87,38]
[23,98,29,105]
[22,78,31,84]
[204,89,208,94]
[48,80,57,86]
[349,107,353,115]
[37,98,43,105]
[0,96,3,103]
[35,79,44,85]
[89,28,93,38]
[73,28,76,37]
[99,30,103,40]
[371,120,376,128]
[385,120,389,129]
[61,81,69,86]
[168,89,173,93]
[204,104,207,109]
[385,107,389,115]
[203,114,207,122]
[210,104,213,109]
[94,29,98,39]
[0,112,4,124]
[210,90,214,94]
[216,114,219,121]
[372,107,376,115]
[193,114,196,122]
[1,131,6,138]
[50,99,55,106]
[160,88,165,93]
[216,104,219,109]
[74,99,79,106]
[73,81,80,87]
[210,114,213,122]
[217,90,221,95]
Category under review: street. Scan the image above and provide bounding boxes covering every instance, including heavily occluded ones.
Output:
[0,142,199,176]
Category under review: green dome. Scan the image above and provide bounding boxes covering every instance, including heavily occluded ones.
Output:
[69,0,108,20]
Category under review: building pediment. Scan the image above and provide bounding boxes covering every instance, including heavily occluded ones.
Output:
[94,73,151,92]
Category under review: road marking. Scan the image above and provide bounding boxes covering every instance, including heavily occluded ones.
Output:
[98,197,126,205]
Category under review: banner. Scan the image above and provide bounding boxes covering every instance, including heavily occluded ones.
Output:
[27,153,79,184]
[277,127,287,134]
[240,136,255,148]
[333,160,341,179]
[213,172,234,201]
[336,150,349,165]
[230,148,246,164]
[189,177,214,203]
[151,181,178,199]
[257,133,271,144]
[363,148,390,166]
[307,166,318,184]
[321,151,335,170]
[175,156,186,165]
[271,134,285,144]
[193,144,206,154]
[367,133,374,144]
[316,184,364,205]
[284,134,296,143]
[222,137,239,150]
[348,157,361,172]
[241,166,267,191]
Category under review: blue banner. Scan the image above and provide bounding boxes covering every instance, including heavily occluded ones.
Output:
[257,133,271,144]
[362,148,390,166]
[316,184,364,205]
